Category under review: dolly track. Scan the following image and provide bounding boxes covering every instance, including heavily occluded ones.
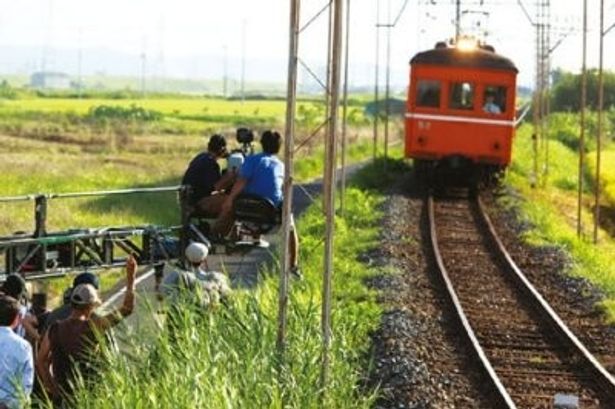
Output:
[428,193,615,408]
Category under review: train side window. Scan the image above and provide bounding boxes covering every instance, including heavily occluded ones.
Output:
[483,86,507,114]
[449,82,474,110]
[416,80,441,108]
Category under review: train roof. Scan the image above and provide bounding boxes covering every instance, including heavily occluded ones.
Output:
[410,47,518,73]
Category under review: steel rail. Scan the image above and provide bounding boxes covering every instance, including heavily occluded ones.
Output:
[0,194,39,203]
[0,186,181,203]
[477,196,615,400]
[427,194,517,408]
[47,186,181,200]
[0,225,180,247]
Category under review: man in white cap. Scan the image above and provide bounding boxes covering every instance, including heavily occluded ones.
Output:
[36,255,137,404]
[160,242,231,306]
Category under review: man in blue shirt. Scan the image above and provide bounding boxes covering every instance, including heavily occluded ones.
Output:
[0,294,34,409]
[217,130,300,275]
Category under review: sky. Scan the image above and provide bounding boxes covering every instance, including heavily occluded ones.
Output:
[0,0,614,88]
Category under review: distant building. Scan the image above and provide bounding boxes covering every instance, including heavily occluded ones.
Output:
[30,72,71,89]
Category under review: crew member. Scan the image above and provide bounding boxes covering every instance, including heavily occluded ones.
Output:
[160,242,231,306]
[36,256,137,404]
[217,130,300,276]
[182,134,236,217]
[1,275,39,343]
[40,271,101,334]
[0,294,34,409]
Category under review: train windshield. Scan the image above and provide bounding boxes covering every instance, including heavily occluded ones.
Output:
[449,82,474,110]
[416,80,441,108]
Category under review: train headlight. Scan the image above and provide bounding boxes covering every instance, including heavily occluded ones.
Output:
[456,37,478,52]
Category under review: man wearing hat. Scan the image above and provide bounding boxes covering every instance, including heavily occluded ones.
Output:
[39,271,101,334]
[36,256,137,402]
[161,242,231,306]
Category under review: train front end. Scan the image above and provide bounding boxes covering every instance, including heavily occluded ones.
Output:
[405,41,518,183]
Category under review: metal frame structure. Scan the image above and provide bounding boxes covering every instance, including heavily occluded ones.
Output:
[0,187,184,280]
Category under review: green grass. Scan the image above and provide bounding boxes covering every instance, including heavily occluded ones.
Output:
[33,159,400,408]
[504,125,615,320]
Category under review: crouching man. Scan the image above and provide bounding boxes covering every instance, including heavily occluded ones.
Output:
[160,242,232,307]
[159,243,232,342]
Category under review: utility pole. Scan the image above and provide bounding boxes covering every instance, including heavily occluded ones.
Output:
[543,0,551,182]
[140,52,147,98]
[578,0,588,238]
[321,0,343,395]
[455,0,461,40]
[241,19,247,104]
[373,0,380,159]
[384,0,391,160]
[77,28,83,99]
[223,44,229,97]
[340,0,351,215]
[277,0,301,357]
[594,0,606,243]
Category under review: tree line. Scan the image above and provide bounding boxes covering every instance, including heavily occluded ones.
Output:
[551,68,615,112]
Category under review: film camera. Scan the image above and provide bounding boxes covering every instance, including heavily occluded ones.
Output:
[235,127,255,155]
[226,127,254,172]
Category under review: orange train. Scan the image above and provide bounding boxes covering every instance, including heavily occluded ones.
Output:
[405,41,519,183]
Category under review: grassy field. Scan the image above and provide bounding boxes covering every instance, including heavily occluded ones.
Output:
[0,97,287,138]
[504,123,615,320]
[0,95,371,140]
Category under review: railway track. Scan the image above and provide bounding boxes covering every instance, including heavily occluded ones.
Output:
[428,192,615,408]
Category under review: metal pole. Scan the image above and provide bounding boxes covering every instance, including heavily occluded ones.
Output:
[544,1,551,182]
[140,52,147,98]
[223,44,229,97]
[77,28,83,99]
[323,1,334,209]
[325,0,334,132]
[340,0,351,215]
[34,195,48,237]
[531,16,540,188]
[373,0,380,159]
[321,0,343,394]
[241,19,246,105]
[277,0,301,354]
[456,0,461,40]
[384,0,391,160]
[540,1,545,182]
[578,0,588,238]
[594,0,605,243]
